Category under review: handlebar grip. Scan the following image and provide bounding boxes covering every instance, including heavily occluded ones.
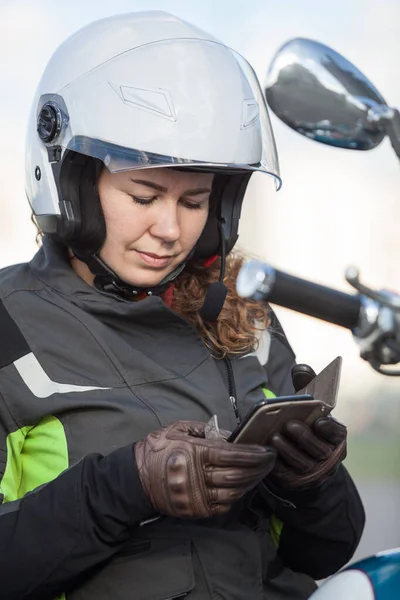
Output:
[237,261,362,330]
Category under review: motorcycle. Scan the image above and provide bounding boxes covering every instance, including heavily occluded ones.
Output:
[237,38,400,597]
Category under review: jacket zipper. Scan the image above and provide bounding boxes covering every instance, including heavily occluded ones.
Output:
[224,357,240,424]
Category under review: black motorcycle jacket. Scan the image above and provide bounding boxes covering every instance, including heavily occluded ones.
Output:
[0,239,365,600]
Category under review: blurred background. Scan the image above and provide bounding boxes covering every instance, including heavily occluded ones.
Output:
[1,0,399,562]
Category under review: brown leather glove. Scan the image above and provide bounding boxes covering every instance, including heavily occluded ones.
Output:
[268,416,347,489]
[134,420,277,519]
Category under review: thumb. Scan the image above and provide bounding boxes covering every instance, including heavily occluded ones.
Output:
[168,420,207,439]
[314,417,347,445]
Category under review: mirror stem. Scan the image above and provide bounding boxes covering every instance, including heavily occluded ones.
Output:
[371,106,400,161]
[385,109,400,161]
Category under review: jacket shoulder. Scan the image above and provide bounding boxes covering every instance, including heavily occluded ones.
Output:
[0,260,42,300]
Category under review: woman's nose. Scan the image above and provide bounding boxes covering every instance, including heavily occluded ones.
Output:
[149,202,180,243]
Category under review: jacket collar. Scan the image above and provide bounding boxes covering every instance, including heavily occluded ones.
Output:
[29,238,176,323]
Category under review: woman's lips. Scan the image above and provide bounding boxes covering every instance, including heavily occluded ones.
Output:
[135,250,174,268]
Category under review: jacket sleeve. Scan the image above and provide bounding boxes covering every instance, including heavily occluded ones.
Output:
[260,466,365,579]
[260,308,365,579]
[0,444,155,600]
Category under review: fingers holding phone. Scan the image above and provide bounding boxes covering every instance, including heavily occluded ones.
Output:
[267,356,347,490]
[228,357,347,490]
[268,416,347,489]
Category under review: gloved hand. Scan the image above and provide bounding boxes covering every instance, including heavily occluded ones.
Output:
[134,420,277,519]
[268,362,347,490]
[268,416,347,490]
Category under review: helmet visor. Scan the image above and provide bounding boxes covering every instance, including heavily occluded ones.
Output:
[54,41,281,188]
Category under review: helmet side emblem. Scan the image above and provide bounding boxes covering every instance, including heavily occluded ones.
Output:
[37,101,63,142]
[109,82,177,122]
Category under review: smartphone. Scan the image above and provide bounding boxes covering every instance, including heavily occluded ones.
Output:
[228,356,342,445]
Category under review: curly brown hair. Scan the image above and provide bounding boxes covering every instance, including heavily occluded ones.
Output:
[31,213,43,246]
[172,254,270,358]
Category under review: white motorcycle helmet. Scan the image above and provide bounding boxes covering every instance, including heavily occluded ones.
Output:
[25,11,281,317]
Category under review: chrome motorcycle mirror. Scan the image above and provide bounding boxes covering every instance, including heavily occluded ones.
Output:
[265,38,400,158]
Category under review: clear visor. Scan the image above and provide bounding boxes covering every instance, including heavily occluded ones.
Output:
[57,41,281,189]
[68,135,281,187]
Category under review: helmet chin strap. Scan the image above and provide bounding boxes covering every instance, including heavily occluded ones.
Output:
[72,221,228,319]
[73,250,188,300]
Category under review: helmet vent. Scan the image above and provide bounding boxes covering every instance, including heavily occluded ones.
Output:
[109,82,177,121]
[241,100,259,129]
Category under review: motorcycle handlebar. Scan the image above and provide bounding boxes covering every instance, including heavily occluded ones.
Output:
[237,261,362,330]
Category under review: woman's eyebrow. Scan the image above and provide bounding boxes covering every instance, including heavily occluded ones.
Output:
[130,178,211,196]
[130,179,168,192]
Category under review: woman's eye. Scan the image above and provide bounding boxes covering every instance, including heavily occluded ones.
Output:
[181,199,202,210]
[130,195,204,210]
[131,196,156,205]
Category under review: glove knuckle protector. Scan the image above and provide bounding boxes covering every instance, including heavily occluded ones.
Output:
[135,421,276,519]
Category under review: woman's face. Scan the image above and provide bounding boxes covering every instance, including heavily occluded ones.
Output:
[97,167,213,287]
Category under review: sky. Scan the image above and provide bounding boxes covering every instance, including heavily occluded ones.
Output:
[1,0,400,418]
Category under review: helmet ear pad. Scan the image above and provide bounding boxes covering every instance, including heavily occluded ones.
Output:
[53,152,106,257]
[193,172,252,260]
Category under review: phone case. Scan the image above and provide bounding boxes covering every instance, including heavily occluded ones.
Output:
[230,356,342,445]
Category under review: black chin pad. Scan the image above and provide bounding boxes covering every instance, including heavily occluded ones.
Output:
[199,282,228,322]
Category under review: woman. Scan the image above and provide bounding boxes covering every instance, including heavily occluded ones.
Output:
[0,11,364,600]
